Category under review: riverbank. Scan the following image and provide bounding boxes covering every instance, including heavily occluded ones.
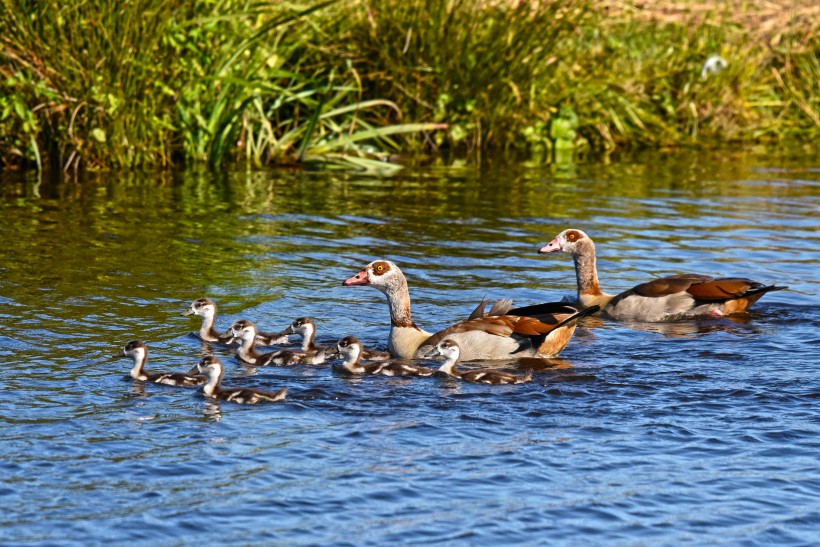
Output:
[1,0,816,170]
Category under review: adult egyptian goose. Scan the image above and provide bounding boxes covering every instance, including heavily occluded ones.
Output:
[118,340,206,386]
[539,228,787,322]
[190,356,287,404]
[428,339,532,384]
[231,318,331,366]
[342,260,598,360]
[181,298,290,346]
[332,336,435,377]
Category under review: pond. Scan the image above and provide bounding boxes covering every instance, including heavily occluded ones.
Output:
[1,147,818,545]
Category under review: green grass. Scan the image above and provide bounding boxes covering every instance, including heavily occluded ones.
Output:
[0,0,816,170]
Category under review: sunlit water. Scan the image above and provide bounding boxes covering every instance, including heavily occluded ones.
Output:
[1,148,818,545]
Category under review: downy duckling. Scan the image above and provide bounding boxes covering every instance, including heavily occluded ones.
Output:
[118,340,207,386]
[182,298,234,343]
[231,318,330,366]
[276,317,390,362]
[182,298,291,345]
[429,339,532,384]
[333,336,435,377]
[190,355,287,404]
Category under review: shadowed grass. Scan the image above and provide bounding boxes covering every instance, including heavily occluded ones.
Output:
[0,0,442,170]
[0,0,816,170]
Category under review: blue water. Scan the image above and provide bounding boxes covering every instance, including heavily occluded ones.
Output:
[1,149,818,545]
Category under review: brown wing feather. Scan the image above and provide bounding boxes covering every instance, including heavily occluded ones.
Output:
[423,316,516,348]
[423,310,585,349]
[685,277,758,301]
[632,274,714,297]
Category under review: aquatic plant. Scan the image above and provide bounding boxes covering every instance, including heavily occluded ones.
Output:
[0,0,441,170]
[0,0,816,170]
[328,0,817,157]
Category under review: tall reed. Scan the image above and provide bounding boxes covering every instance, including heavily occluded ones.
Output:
[0,0,441,170]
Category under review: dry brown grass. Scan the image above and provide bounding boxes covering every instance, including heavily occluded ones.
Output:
[601,1,819,46]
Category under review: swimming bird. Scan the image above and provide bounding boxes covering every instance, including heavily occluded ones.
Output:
[181,298,290,345]
[428,338,532,384]
[190,355,287,404]
[332,336,435,377]
[342,260,598,360]
[231,318,331,366]
[539,228,787,322]
[278,316,391,362]
[118,340,206,386]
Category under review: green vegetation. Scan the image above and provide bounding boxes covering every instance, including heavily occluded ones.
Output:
[1,0,817,170]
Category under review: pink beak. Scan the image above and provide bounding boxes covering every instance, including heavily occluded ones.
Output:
[343,269,370,286]
[538,238,561,253]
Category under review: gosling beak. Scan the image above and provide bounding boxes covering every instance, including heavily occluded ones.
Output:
[421,347,441,359]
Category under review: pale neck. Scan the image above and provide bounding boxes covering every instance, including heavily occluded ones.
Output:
[571,240,605,299]
[437,355,458,375]
[237,333,260,360]
[202,370,221,396]
[341,346,363,370]
[300,325,315,351]
[129,350,148,380]
[199,309,219,338]
[382,275,416,328]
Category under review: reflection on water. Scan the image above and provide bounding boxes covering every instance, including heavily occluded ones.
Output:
[0,146,818,545]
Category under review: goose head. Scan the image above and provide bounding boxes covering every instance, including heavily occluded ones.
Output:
[336,335,363,363]
[189,355,223,380]
[182,298,216,318]
[342,260,405,296]
[284,317,315,338]
[429,338,461,362]
[229,319,257,343]
[539,228,593,256]
[120,340,147,361]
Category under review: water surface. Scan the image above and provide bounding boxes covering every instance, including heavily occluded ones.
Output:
[1,148,818,545]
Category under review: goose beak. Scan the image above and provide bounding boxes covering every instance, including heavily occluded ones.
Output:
[538,238,561,253]
[186,364,202,375]
[343,269,369,286]
[181,307,195,316]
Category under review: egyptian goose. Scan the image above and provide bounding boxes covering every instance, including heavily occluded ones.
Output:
[332,336,435,377]
[429,339,532,384]
[279,317,391,362]
[190,356,287,403]
[231,318,331,366]
[539,228,787,322]
[118,340,206,386]
[342,260,598,360]
[181,298,290,346]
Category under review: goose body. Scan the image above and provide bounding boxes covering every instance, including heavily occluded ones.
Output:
[342,260,596,360]
[333,336,435,377]
[182,298,290,345]
[540,228,787,322]
[429,339,532,384]
[231,318,330,366]
[191,356,287,404]
[118,340,206,386]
